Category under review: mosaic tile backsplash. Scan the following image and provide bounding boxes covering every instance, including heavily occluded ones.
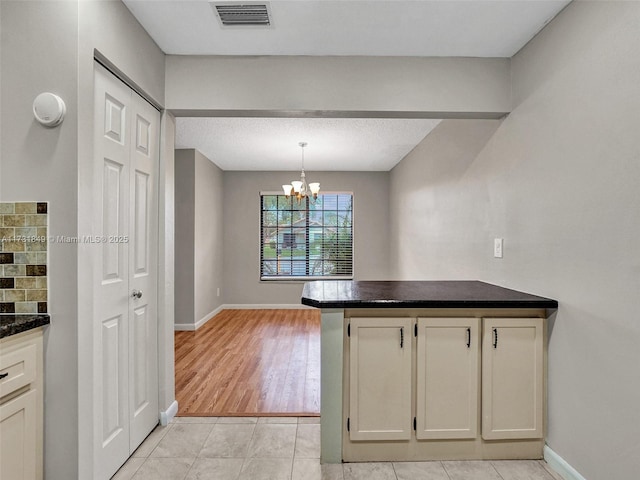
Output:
[0,202,48,314]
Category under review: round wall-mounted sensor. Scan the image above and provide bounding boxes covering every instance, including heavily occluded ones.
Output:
[33,92,66,127]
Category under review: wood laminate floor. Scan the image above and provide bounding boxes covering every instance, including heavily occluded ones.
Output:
[175,309,321,416]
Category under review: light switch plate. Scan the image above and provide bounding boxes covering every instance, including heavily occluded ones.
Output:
[494,238,503,258]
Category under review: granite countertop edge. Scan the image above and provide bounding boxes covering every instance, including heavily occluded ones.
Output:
[301,280,559,310]
[301,298,558,309]
[0,314,51,339]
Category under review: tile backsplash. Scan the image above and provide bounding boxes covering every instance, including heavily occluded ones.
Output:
[0,202,48,314]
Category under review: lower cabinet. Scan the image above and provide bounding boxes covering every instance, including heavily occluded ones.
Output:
[0,389,37,480]
[482,317,544,440]
[0,329,44,480]
[416,317,480,440]
[346,315,544,459]
[349,317,412,441]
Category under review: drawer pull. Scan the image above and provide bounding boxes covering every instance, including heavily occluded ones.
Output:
[400,327,404,349]
[493,328,498,349]
[0,372,8,379]
[466,328,471,348]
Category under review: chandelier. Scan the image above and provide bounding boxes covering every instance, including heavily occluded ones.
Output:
[282,142,320,202]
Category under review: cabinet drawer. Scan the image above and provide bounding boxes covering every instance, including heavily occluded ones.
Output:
[0,343,37,399]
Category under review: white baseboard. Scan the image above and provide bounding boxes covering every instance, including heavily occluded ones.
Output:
[195,305,224,329]
[174,304,311,331]
[174,323,196,331]
[174,305,225,331]
[544,445,587,480]
[222,303,314,310]
[160,400,178,426]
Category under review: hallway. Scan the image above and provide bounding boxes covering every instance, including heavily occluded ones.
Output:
[175,309,320,416]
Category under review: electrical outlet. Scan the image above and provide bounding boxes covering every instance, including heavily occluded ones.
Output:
[216,288,220,297]
[494,238,503,258]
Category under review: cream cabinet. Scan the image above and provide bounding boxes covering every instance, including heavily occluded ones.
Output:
[482,317,544,440]
[416,317,480,440]
[344,314,545,461]
[348,317,412,441]
[0,328,44,480]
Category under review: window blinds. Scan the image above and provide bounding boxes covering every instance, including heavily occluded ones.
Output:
[260,193,353,280]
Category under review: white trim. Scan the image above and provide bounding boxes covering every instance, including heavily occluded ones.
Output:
[174,323,197,331]
[173,304,313,330]
[174,305,224,331]
[222,303,314,310]
[195,305,224,329]
[159,400,178,426]
[544,445,587,480]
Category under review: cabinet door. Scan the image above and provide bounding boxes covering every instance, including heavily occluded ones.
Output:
[482,318,544,440]
[349,317,412,441]
[0,389,37,480]
[416,317,480,439]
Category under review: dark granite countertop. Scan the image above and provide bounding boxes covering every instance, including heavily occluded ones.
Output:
[0,314,50,339]
[301,280,558,309]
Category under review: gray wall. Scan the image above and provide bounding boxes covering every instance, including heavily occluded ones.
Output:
[174,150,196,325]
[222,171,390,305]
[174,149,224,326]
[194,150,224,321]
[1,3,79,478]
[389,2,640,479]
[1,1,166,479]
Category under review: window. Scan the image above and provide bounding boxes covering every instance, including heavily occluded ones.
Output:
[260,193,353,280]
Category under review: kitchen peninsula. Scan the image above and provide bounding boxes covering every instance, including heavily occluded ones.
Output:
[301,280,558,464]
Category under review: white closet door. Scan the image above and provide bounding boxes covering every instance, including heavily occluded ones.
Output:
[93,63,159,480]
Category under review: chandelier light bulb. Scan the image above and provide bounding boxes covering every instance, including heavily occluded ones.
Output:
[309,182,320,198]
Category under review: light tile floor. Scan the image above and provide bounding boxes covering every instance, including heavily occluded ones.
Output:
[113,417,565,480]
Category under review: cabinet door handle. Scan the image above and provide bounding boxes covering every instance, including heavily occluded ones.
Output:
[493,328,498,349]
[466,328,471,348]
[0,372,8,379]
[400,327,404,349]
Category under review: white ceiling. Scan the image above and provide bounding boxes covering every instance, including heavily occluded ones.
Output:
[124,0,570,171]
[123,0,570,57]
[175,117,442,171]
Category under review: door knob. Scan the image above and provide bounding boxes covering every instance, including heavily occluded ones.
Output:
[131,289,143,299]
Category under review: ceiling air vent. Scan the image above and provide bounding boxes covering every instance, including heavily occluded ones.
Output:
[212,3,271,27]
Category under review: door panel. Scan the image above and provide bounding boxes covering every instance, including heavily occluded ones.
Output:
[133,171,149,275]
[104,94,126,144]
[101,315,125,445]
[132,306,149,416]
[102,159,126,282]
